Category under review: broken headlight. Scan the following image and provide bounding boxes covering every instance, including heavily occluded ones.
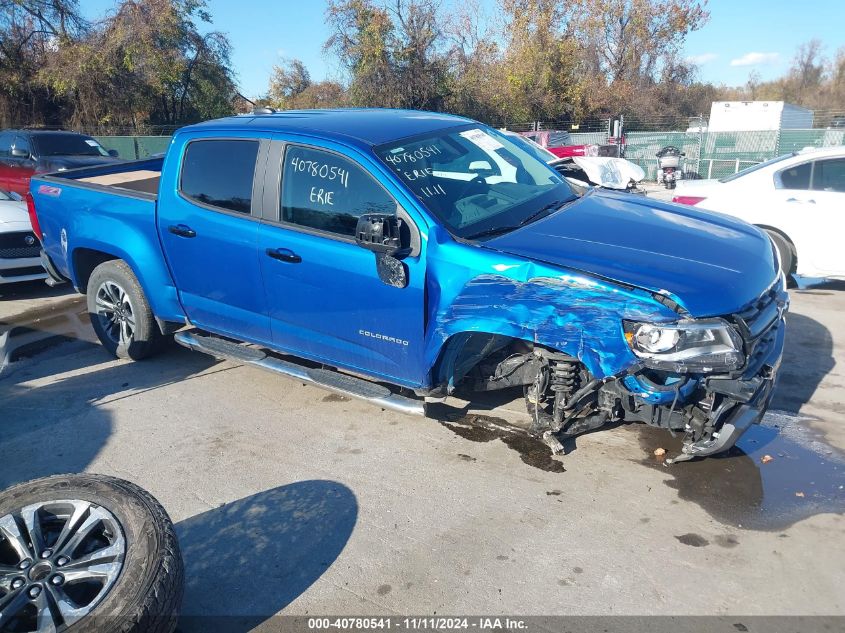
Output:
[623,319,744,373]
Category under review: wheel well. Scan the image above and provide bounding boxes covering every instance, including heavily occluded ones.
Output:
[432,332,536,391]
[72,248,118,292]
[755,224,797,271]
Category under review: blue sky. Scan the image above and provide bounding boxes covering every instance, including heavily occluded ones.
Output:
[80,0,845,99]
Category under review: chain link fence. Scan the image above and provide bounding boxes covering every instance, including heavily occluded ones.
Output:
[94,135,173,160]
[503,115,845,181]
[622,128,845,180]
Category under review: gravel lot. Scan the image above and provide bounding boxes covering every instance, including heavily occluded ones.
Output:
[1,278,844,627]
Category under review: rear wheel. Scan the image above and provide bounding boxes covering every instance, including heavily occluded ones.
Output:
[87,260,162,360]
[765,229,796,276]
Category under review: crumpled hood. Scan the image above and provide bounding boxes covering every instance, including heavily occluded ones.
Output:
[571,156,645,189]
[486,190,777,317]
[0,200,30,227]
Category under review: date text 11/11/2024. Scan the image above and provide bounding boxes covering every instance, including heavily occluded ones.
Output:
[307,617,528,630]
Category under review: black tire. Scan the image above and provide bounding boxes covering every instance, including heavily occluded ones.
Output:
[87,260,162,360]
[765,229,796,276]
[0,474,183,633]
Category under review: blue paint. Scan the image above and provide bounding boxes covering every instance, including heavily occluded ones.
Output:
[488,189,779,317]
[31,109,784,410]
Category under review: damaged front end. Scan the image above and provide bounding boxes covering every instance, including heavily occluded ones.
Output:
[456,278,788,462]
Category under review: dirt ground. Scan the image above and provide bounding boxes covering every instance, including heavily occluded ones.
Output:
[1,278,843,628]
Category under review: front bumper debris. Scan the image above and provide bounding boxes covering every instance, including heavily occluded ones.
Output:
[668,317,784,463]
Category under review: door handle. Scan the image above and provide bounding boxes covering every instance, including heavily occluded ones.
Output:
[168,224,196,238]
[786,198,816,204]
[266,247,302,263]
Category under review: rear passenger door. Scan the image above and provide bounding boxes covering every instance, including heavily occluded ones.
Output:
[808,157,845,274]
[157,137,272,344]
[256,141,427,386]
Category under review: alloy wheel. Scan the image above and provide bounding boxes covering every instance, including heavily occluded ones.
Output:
[0,500,126,632]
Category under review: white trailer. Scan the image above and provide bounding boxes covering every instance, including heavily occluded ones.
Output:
[708,101,814,132]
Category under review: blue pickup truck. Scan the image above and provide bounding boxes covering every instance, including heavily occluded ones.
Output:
[29,109,787,462]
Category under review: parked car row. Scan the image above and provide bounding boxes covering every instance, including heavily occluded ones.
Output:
[0,129,120,195]
[0,129,122,287]
[671,146,845,279]
[519,129,624,158]
[500,130,645,193]
[0,188,46,285]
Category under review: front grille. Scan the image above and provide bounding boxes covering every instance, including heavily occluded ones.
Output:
[0,246,40,258]
[0,231,39,259]
[731,282,784,375]
[0,265,44,277]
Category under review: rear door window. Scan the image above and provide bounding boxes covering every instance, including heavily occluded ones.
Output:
[179,139,259,214]
[777,162,811,190]
[280,145,395,237]
[811,158,845,193]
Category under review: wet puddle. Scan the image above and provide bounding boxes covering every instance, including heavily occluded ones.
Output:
[636,410,845,530]
[0,295,91,372]
[435,411,566,473]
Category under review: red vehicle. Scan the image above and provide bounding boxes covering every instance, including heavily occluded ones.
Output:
[0,129,120,195]
[520,130,623,158]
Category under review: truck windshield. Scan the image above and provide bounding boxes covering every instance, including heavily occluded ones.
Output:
[33,134,110,157]
[374,125,574,239]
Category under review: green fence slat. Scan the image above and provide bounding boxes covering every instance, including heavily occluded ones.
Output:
[94,136,173,160]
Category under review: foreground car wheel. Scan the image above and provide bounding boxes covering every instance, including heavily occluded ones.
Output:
[0,474,183,633]
[87,260,162,360]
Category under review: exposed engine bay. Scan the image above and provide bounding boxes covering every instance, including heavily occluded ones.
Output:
[450,283,787,463]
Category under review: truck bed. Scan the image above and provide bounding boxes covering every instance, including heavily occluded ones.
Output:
[44,156,164,199]
[30,156,169,302]
[77,169,161,195]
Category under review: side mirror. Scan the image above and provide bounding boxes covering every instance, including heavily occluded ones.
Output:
[11,148,29,158]
[355,213,409,288]
[355,213,403,256]
[107,149,119,157]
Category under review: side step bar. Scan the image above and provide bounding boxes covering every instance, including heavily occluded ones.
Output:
[174,330,426,416]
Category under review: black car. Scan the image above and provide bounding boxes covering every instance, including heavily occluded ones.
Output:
[0,129,121,195]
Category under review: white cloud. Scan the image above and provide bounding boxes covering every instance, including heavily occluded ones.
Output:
[685,53,718,65]
[730,52,780,67]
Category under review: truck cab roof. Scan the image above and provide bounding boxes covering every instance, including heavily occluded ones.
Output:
[180,108,474,147]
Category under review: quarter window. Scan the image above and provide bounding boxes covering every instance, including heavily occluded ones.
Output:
[180,140,259,214]
[778,162,811,190]
[812,158,845,193]
[280,146,395,237]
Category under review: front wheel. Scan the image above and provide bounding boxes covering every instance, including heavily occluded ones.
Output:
[87,260,163,360]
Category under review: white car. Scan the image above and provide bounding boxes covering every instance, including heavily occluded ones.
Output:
[0,189,46,284]
[672,146,845,279]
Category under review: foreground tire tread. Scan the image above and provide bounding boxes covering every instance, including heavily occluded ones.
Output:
[0,474,183,633]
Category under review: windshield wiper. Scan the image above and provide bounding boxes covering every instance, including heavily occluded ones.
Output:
[516,199,571,228]
[464,197,575,240]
